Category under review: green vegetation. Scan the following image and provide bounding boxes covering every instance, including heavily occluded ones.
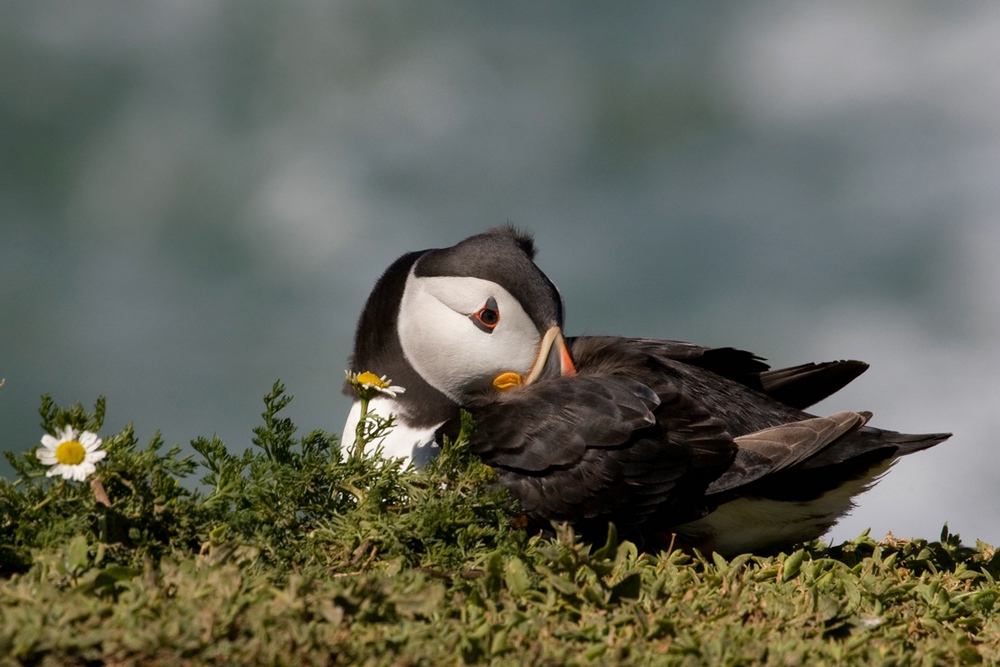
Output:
[2,384,999,665]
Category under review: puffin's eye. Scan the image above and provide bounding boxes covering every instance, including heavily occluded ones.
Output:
[470,297,500,333]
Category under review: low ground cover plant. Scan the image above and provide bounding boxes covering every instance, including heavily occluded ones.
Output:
[2,383,998,665]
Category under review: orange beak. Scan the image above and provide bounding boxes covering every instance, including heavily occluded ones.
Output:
[524,326,577,384]
[493,326,576,392]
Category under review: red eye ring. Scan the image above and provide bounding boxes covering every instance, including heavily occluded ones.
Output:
[471,297,500,333]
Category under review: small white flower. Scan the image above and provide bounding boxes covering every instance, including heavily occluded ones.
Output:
[36,426,106,482]
[345,370,406,400]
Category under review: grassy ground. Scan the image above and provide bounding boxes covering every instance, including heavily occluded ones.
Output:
[2,384,998,665]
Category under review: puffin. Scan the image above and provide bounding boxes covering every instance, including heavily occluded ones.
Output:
[343,226,951,555]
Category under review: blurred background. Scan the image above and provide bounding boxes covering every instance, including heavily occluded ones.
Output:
[3,2,998,545]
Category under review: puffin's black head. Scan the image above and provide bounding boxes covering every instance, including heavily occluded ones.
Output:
[348,226,574,423]
[412,226,564,330]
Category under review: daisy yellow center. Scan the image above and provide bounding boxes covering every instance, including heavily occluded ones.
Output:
[356,372,389,388]
[55,440,87,466]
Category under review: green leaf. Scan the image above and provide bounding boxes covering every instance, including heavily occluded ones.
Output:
[75,565,141,596]
[593,523,619,561]
[505,557,531,597]
[65,535,90,575]
[782,549,806,582]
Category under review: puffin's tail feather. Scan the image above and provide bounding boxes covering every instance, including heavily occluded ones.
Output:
[795,427,952,471]
[878,430,953,455]
[705,415,952,502]
[706,411,871,495]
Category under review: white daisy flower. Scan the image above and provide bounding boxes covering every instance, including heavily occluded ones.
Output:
[36,425,106,482]
[345,370,406,401]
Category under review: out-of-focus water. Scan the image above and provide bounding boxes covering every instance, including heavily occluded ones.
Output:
[3,2,998,545]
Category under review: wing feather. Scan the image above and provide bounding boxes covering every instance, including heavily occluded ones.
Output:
[569,337,869,410]
[468,374,737,532]
[705,411,870,495]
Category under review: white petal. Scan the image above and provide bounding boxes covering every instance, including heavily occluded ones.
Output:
[46,465,69,479]
[79,432,100,448]
[41,434,59,448]
[86,450,107,464]
[57,425,77,441]
[37,449,57,465]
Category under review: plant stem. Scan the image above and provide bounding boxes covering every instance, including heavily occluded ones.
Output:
[30,479,65,512]
[352,397,370,460]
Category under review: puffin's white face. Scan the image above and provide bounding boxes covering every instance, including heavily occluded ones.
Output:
[397,271,543,401]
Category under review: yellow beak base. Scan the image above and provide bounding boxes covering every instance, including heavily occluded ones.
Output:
[493,372,524,392]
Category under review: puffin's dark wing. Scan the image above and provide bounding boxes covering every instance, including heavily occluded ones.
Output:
[469,376,661,472]
[717,427,952,506]
[755,361,870,410]
[569,337,869,410]
[467,375,737,530]
[643,341,869,410]
[704,411,870,494]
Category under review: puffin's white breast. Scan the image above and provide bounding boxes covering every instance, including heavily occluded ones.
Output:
[342,397,441,468]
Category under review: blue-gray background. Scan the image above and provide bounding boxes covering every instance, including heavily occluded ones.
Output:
[3,2,998,545]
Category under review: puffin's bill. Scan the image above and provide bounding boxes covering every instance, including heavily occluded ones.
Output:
[491,327,575,391]
[524,326,576,385]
